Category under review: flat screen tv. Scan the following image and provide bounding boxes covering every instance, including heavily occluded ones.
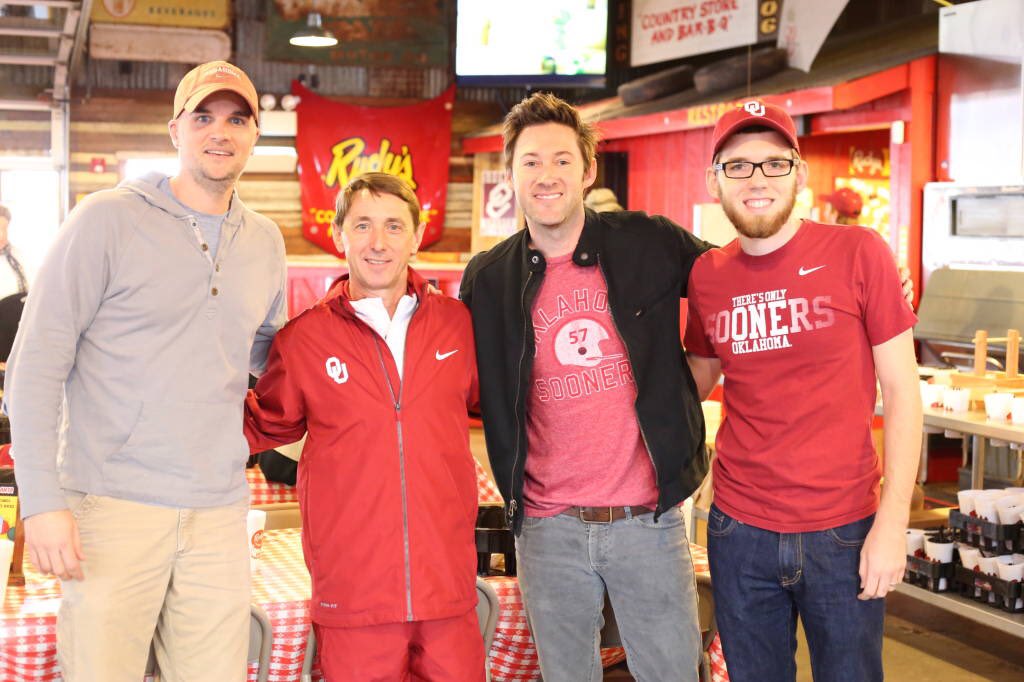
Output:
[455,0,608,88]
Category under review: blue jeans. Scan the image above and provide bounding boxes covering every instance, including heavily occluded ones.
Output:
[707,505,884,682]
[515,507,702,682]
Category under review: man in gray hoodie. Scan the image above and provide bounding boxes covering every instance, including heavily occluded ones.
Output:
[4,61,287,681]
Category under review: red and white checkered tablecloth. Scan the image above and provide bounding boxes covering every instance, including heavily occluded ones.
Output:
[0,532,316,682]
[476,460,504,505]
[249,461,503,507]
[247,466,299,507]
[0,564,63,682]
[0,529,727,682]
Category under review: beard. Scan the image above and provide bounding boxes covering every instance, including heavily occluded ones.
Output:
[721,183,797,240]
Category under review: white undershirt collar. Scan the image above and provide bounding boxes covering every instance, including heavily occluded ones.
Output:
[349,294,418,378]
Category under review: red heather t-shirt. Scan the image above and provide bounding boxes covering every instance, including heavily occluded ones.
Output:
[684,222,917,533]
[523,253,658,517]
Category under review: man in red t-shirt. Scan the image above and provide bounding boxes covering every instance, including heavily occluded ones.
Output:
[685,101,921,682]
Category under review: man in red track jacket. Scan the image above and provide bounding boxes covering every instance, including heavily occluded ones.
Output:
[245,173,484,681]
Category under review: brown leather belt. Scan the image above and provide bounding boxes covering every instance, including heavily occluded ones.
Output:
[560,505,654,524]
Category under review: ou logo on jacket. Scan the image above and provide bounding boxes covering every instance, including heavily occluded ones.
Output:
[325,356,349,384]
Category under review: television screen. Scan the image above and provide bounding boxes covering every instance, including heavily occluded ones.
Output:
[456,0,608,87]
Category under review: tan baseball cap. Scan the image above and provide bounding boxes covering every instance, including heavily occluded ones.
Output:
[173,61,259,125]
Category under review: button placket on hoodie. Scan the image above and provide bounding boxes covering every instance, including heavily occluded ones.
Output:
[186,215,221,317]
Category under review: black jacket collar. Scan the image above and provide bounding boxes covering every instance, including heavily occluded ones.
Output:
[521,208,604,274]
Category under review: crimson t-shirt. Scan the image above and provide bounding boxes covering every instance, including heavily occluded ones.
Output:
[684,221,917,532]
[523,253,658,517]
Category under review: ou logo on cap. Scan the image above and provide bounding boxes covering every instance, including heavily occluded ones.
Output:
[743,101,766,117]
[325,356,349,384]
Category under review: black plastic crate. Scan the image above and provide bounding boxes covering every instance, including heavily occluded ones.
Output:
[948,510,1024,554]
[953,564,1024,613]
[904,553,957,592]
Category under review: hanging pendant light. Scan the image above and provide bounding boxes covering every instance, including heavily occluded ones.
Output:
[289,12,338,48]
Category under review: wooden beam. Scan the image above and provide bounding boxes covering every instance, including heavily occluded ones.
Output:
[0,27,64,38]
[89,23,230,64]
[832,64,909,111]
[0,55,58,66]
[2,0,77,6]
[463,87,838,154]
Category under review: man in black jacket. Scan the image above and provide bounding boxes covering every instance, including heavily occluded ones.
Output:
[460,92,709,682]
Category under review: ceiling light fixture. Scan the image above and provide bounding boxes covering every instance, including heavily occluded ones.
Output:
[289,13,338,48]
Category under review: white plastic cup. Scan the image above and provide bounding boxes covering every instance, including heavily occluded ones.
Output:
[958,545,981,570]
[997,504,1024,525]
[957,489,984,514]
[924,537,955,563]
[943,388,970,413]
[977,555,999,575]
[996,556,1024,582]
[247,509,267,572]
[975,498,1000,524]
[919,381,944,408]
[0,539,12,605]
[978,489,1011,499]
[1012,398,1024,425]
[995,494,1024,509]
[905,529,926,555]
[984,392,1014,421]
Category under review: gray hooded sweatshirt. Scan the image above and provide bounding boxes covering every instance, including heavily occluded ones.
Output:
[5,172,287,517]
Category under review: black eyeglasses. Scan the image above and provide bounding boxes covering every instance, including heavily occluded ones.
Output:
[713,159,797,179]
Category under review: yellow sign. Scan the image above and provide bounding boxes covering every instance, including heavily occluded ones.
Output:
[0,485,16,542]
[847,146,891,178]
[91,0,230,29]
[687,99,743,127]
[324,137,418,191]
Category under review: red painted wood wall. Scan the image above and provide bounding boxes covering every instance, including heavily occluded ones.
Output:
[602,127,715,229]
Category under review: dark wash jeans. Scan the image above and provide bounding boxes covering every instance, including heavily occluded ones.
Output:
[707,505,884,682]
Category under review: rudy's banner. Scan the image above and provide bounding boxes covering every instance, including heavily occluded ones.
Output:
[294,82,454,256]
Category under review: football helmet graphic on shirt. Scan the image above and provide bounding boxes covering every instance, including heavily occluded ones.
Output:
[553,318,623,368]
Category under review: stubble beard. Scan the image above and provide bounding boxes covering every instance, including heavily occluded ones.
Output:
[189,159,241,197]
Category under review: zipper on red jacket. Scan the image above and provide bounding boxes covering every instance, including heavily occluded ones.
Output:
[372,323,415,621]
[597,253,662,517]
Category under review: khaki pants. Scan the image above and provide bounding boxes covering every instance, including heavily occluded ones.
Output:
[57,493,250,682]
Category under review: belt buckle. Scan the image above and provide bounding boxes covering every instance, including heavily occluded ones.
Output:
[578,506,614,524]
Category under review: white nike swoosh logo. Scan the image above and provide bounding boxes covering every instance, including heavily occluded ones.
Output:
[435,349,459,361]
[798,265,826,276]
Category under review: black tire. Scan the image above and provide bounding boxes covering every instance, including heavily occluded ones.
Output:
[618,64,695,106]
[693,47,788,95]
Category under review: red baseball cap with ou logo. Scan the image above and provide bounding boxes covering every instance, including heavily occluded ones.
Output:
[710,99,800,159]
[173,61,260,125]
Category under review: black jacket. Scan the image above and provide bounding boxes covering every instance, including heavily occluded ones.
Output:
[460,208,713,532]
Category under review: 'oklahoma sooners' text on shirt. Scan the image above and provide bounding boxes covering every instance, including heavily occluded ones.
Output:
[524,253,657,516]
[685,222,917,533]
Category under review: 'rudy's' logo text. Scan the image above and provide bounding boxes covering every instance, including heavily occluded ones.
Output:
[324,137,417,190]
